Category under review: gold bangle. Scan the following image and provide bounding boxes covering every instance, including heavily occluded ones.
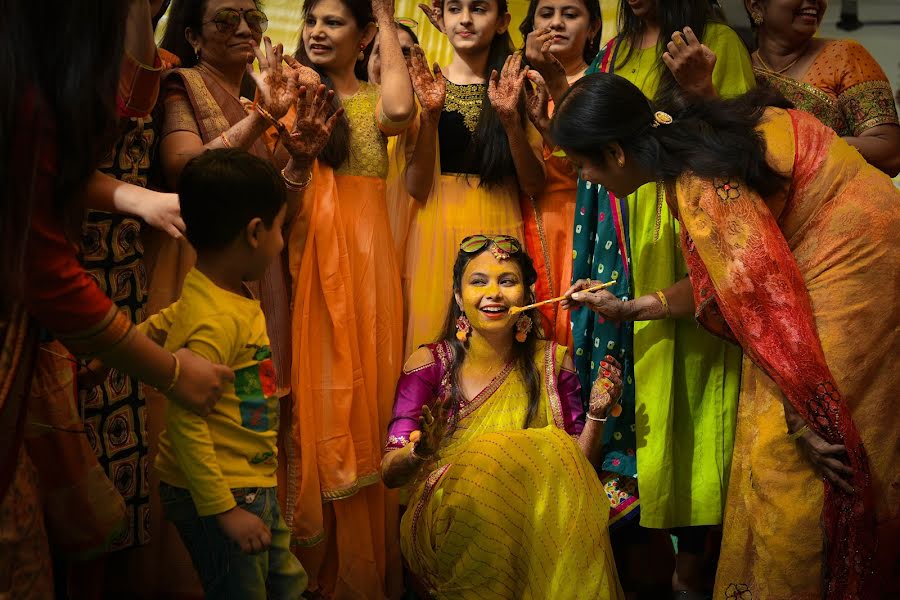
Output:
[788,424,809,441]
[220,132,232,148]
[255,104,277,123]
[161,353,181,394]
[586,413,607,423]
[281,166,312,190]
[655,290,671,319]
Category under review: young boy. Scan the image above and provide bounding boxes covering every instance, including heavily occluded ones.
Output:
[140,149,306,598]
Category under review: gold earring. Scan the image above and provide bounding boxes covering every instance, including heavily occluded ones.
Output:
[617,158,625,168]
[358,42,366,61]
[752,11,763,26]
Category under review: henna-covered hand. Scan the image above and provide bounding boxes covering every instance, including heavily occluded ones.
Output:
[588,355,623,420]
[413,396,451,458]
[281,84,344,165]
[418,0,444,33]
[524,70,550,136]
[283,54,322,89]
[372,0,396,21]
[662,27,717,99]
[408,44,446,124]
[248,37,300,119]
[488,53,528,127]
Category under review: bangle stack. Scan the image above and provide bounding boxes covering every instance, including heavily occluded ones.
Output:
[655,290,671,319]
[281,167,312,191]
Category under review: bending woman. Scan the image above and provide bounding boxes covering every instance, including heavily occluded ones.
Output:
[553,73,899,600]
[382,235,623,599]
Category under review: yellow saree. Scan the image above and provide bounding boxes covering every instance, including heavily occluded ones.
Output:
[395,342,623,599]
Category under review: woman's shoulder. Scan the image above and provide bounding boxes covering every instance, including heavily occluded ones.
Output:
[702,21,746,50]
[402,341,452,375]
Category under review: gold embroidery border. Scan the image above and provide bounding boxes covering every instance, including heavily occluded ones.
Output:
[409,462,452,589]
[531,197,555,303]
[838,79,900,136]
[544,342,565,429]
[443,79,485,134]
[456,358,516,421]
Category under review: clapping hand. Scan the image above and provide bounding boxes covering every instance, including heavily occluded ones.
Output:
[281,84,344,165]
[248,37,300,120]
[524,70,551,137]
[408,45,446,124]
[488,54,528,127]
[418,0,444,33]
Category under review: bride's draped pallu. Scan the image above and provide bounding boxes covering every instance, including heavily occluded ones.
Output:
[675,108,899,600]
[386,341,623,599]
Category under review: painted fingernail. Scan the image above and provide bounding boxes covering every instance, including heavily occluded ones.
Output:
[600,361,608,368]
[603,370,610,377]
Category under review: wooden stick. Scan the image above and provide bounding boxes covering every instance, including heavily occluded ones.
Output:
[509,280,617,315]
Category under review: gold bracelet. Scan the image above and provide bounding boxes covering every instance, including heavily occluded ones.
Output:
[255,104,278,124]
[586,413,607,423]
[788,424,809,441]
[655,290,671,319]
[281,166,312,191]
[161,353,181,394]
[220,132,233,148]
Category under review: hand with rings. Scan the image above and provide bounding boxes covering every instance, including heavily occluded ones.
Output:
[662,27,718,99]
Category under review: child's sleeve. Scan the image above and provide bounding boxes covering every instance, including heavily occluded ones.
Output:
[136,303,178,347]
[166,316,240,516]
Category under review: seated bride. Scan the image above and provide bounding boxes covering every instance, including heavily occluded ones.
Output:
[381,234,625,599]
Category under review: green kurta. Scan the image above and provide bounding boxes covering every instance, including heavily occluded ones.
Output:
[620,23,754,528]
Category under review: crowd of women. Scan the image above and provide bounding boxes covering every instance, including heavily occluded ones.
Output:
[1,0,898,599]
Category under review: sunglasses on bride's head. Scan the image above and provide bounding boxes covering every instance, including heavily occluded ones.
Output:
[204,8,268,35]
[459,234,521,260]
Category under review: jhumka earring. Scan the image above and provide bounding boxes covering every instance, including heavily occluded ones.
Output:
[456,314,471,342]
[515,314,533,343]
[358,42,366,61]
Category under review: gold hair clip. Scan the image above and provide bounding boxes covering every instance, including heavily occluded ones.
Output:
[651,111,673,128]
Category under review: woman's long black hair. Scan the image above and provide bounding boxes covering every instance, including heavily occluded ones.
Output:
[615,0,723,108]
[446,0,522,189]
[518,0,603,66]
[1,2,129,310]
[550,72,791,197]
[438,240,543,435]
[294,0,372,168]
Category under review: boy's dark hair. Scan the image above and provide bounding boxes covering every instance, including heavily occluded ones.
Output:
[178,149,286,251]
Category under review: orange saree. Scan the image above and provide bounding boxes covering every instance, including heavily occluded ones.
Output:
[520,133,576,350]
[675,108,899,600]
[282,83,405,598]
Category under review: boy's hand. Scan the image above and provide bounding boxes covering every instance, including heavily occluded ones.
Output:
[216,506,271,554]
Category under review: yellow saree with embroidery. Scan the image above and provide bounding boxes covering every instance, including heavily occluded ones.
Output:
[392,341,623,599]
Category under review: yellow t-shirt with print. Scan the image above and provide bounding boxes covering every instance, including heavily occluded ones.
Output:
[141,268,279,516]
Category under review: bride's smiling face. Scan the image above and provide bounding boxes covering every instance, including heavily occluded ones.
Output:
[456,250,526,335]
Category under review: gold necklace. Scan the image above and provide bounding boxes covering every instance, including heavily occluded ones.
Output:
[753,49,803,75]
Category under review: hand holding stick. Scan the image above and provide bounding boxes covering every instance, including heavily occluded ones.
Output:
[509,280,616,315]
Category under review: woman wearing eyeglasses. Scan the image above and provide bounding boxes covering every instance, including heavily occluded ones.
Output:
[153,1,312,395]
[381,235,624,599]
